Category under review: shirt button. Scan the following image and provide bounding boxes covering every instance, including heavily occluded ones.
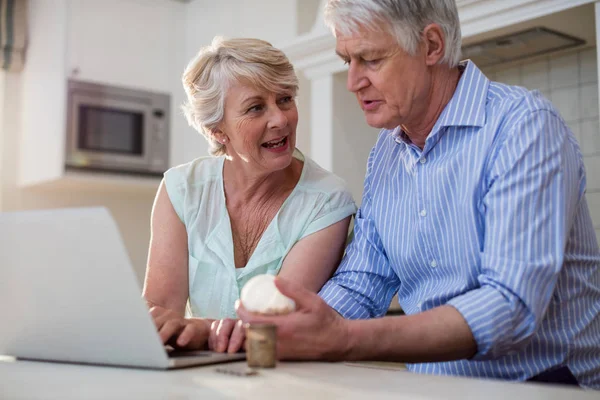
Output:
[420,209,427,217]
[420,157,427,164]
[430,260,438,268]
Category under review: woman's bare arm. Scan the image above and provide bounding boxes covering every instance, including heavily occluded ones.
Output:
[142,181,189,315]
[278,216,351,293]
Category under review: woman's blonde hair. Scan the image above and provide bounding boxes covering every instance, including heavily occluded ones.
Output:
[181,37,299,156]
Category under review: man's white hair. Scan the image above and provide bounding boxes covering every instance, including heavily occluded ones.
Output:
[324,0,462,67]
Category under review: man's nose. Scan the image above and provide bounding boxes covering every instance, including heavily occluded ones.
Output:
[347,63,368,93]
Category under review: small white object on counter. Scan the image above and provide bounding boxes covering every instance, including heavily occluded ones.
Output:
[240,274,296,315]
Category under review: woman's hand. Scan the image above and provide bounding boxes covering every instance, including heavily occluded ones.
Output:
[208,318,246,353]
[149,305,209,350]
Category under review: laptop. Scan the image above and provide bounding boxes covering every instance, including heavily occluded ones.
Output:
[0,207,245,369]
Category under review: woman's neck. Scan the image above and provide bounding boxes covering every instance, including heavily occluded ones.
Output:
[223,157,300,209]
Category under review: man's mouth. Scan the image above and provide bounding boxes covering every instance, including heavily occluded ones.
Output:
[362,100,382,111]
[261,136,287,149]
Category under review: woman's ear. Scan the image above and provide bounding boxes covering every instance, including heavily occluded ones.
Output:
[422,23,445,66]
[209,127,229,144]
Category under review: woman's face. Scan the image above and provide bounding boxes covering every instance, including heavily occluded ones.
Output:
[217,81,298,174]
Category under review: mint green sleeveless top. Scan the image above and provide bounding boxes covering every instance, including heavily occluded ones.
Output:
[163,150,357,319]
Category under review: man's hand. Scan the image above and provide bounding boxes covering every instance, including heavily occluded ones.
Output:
[149,305,209,350]
[208,318,245,353]
[236,277,349,360]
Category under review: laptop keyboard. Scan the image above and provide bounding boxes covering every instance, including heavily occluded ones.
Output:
[167,349,212,358]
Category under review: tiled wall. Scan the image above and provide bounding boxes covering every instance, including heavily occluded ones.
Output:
[481,48,600,244]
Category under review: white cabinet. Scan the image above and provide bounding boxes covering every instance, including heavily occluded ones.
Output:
[18,0,183,186]
[66,0,178,93]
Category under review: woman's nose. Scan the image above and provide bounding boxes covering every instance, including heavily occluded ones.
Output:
[267,105,288,130]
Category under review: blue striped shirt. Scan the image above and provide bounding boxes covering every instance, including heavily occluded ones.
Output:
[320,61,600,388]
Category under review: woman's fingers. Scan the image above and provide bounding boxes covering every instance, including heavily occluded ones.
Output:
[227,319,245,354]
[215,319,236,353]
[208,320,219,351]
[159,319,184,344]
[176,323,196,348]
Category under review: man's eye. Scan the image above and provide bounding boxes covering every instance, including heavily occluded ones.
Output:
[365,58,381,66]
[278,96,293,104]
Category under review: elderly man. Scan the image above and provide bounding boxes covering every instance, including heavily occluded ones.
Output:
[237,0,600,388]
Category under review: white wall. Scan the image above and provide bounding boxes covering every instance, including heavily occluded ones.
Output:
[0,71,5,211]
[332,72,380,204]
[482,47,600,243]
[296,0,322,35]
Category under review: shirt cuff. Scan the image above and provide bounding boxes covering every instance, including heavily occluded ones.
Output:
[319,280,371,319]
[446,286,517,360]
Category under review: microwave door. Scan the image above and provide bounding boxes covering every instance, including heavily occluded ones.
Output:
[67,93,153,171]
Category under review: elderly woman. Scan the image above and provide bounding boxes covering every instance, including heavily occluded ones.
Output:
[142,37,356,353]
[237,0,600,389]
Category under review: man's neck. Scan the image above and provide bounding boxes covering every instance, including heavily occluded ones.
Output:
[402,65,462,149]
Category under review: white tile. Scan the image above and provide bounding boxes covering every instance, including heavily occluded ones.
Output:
[584,156,600,191]
[495,66,521,86]
[580,83,599,119]
[586,191,600,228]
[552,87,580,122]
[580,119,600,156]
[579,48,597,85]
[522,59,550,90]
[539,88,552,101]
[567,121,582,146]
[485,71,497,81]
[550,52,579,89]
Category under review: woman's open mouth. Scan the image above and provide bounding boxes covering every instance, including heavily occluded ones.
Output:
[262,137,288,149]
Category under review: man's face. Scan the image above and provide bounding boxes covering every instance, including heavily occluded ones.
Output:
[335,26,429,130]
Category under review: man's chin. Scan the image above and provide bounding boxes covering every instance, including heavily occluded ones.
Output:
[364,114,396,130]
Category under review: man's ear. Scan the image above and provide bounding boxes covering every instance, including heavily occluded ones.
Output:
[422,23,445,66]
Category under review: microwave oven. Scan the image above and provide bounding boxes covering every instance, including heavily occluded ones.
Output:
[66,80,170,176]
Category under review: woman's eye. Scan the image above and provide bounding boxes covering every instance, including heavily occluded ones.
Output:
[247,104,263,113]
[278,96,293,104]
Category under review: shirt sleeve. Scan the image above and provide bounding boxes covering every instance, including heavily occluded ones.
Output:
[300,187,357,239]
[447,108,584,360]
[319,144,401,319]
[163,166,187,224]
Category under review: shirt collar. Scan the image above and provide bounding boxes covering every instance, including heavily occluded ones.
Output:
[390,60,489,149]
[435,60,488,129]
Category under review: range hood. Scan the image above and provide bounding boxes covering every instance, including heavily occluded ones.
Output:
[461,27,585,67]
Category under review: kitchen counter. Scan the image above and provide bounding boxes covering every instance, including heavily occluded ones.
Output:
[1,357,597,399]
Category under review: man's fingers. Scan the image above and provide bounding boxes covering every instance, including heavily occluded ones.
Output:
[235,301,273,324]
[274,277,315,310]
[227,320,245,354]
